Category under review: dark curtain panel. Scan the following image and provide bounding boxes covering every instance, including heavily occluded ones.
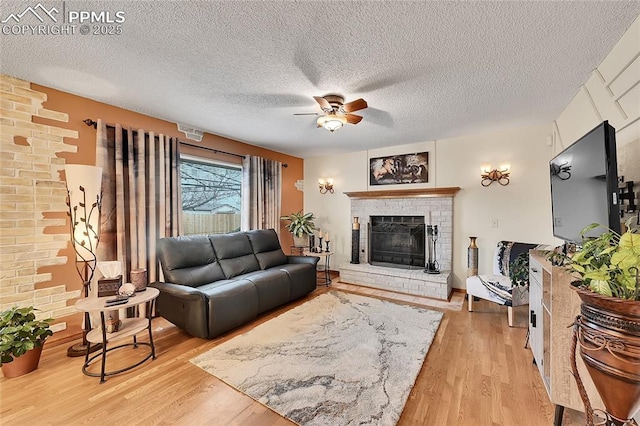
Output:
[241,155,282,232]
[96,120,182,284]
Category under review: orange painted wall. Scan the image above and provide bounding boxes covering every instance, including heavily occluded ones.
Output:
[32,83,303,239]
[30,83,303,341]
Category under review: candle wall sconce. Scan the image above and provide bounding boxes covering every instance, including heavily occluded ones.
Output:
[550,161,572,181]
[481,164,510,187]
[318,178,334,194]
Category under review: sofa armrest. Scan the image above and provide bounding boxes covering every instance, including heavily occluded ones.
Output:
[151,281,205,300]
[150,281,209,339]
[287,255,320,266]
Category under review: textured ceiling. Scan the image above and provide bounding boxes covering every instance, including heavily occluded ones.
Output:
[2,1,639,158]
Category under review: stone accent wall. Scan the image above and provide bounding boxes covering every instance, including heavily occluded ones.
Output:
[0,75,78,331]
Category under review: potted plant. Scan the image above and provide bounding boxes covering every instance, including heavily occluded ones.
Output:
[0,306,53,378]
[281,210,316,247]
[556,218,639,425]
[509,252,530,301]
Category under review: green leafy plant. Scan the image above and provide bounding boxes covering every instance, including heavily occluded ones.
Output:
[280,210,316,238]
[509,253,530,288]
[559,218,640,300]
[0,306,53,365]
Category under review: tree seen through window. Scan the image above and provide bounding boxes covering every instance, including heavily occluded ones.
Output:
[180,157,242,235]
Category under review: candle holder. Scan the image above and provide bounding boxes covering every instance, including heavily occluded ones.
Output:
[318,237,324,252]
[351,217,360,264]
[131,268,147,292]
[325,240,330,253]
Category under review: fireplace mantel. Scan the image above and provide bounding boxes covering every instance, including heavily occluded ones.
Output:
[344,187,460,199]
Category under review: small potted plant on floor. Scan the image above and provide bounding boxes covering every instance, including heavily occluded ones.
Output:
[281,210,316,247]
[0,306,53,378]
[558,218,639,425]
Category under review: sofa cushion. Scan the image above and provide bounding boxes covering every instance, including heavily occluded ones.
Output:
[240,270,291,314]
[246,229,287,269]
[157,235,225,287]
[279,263,317,300]
[209,232,261,278]
[200,279,259,338]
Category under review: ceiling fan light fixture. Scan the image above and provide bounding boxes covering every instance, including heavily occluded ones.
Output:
[317,114,347,132]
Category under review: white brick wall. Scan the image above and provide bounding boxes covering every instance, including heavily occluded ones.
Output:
[341,195,455,299]
[351,196,453,271]
[339,263,452,300]
[0,74,78,325]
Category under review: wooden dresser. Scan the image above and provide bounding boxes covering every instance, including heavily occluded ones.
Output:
[528,251,604,424]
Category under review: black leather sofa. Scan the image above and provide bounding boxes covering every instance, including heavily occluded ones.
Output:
[151,229,319,339]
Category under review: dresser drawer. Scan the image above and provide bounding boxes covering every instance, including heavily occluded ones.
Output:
[529,255,543,285]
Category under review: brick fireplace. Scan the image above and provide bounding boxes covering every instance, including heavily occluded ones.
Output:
[339,187,459,300]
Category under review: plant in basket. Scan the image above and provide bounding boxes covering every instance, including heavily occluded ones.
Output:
[555,218,639,426]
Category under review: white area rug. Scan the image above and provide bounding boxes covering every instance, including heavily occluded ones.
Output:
[191,291,443,425]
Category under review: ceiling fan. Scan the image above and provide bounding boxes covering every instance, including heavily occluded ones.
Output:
[294,95,368,132]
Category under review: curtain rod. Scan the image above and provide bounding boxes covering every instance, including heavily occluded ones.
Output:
[83,119,287,167]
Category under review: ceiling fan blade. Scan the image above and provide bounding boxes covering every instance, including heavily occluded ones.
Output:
[345,114,363,125]
[342,98,368,113]
[313,96,332,111]
[293,112,320,116]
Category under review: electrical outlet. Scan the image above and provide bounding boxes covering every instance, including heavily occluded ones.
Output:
[491,219,499,228]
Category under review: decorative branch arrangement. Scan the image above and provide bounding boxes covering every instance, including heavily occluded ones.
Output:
[64,164,104,358]
[66,185,102,286]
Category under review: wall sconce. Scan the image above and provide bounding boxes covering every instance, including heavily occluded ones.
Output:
[550,161,571,180]
[318,178,334,194]
[481,164,510,187]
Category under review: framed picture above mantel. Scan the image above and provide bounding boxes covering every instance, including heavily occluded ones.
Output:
[367,141,436,190]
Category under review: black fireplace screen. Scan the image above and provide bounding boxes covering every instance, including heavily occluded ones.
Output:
[368,215,425,269]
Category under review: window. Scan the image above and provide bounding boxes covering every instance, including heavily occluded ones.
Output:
[180,155,242,235]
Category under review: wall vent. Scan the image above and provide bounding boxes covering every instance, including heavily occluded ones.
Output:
[177,123,204,142]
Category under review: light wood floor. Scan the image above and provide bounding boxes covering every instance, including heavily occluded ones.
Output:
[1,283,588,425]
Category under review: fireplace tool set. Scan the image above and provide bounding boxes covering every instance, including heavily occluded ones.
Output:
[424,225,440,274]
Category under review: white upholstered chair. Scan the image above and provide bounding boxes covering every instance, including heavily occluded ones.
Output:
[466,241,543,327]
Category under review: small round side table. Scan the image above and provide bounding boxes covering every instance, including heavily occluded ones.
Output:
[75,287,159,383]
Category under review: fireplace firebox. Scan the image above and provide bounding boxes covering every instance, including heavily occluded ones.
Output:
[368,215,425,269]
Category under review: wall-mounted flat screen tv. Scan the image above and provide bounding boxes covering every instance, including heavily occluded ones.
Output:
[549,121,620,243]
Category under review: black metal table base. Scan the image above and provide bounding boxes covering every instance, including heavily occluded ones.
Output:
[83,304,156,383]
[318,263,331,287]
[82,341,155,383]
